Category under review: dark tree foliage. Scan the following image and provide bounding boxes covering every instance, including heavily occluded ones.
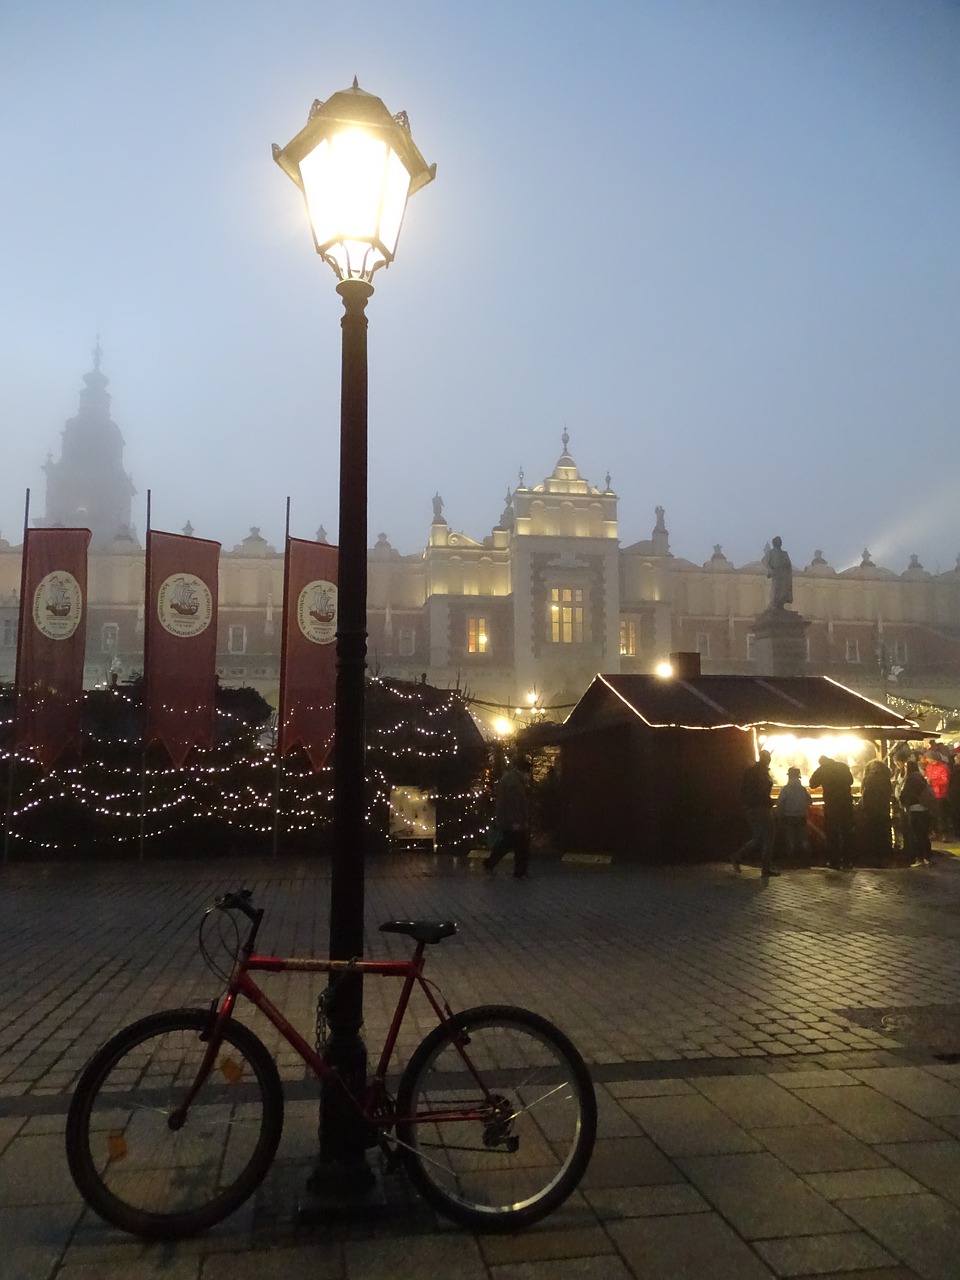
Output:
[0,677,488,862]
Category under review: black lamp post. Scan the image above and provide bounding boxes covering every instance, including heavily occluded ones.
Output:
[273,81,435,1185]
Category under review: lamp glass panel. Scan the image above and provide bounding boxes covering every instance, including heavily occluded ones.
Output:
[300,129,388,247]
[378,148,412,257]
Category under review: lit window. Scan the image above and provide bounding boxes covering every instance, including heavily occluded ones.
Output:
[228,625,247,655]
[467,617,488,654]
[101,623,119,652]
[399,629,416,657]
[620,619,636,656]
[845,638,860,663]
[696,632,711,659]
[550,587,583,644]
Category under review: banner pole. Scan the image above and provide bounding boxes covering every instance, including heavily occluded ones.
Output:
[271,748,282,859]
[2,752,14,864]
[6,489,31,861]
[272,496,292,860]
[139,491,151,862]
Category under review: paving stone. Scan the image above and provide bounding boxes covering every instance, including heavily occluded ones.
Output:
[201,1244,343,1280]
[595,1089,644,1139]
[621,1093,762,1157]
[838,1193,960,1280]
[59,1262,202,1280]
[578,1135,684,1189]
[608,1211,775,1278]
[605,1079,696,1099]
[798,1086,946,1143]
[689,1075,824,1129]
[753,1230,896,1276]
[0,1132,82,1205]
[584,1181,710,1220]
[678,1151,852,1240]
[850,1068,960,1118]
[770,1070,858,1089]
[2,1202,86,1280]
[755,1123,889,1174]
[479,1225,615,1266]
[488,1257,634,1280]
[876,1140,960,1207]
[804,1167,927,1200]
[344,1233,487,1280]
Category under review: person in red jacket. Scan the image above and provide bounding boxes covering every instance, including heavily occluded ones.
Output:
[922,750,950,841]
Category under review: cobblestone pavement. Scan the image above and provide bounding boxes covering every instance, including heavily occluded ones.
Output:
[4,849,960,1278]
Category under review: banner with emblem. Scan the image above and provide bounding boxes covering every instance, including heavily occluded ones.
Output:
[144,529,220,766]
[277,537,338,771]
[14,527,92,769]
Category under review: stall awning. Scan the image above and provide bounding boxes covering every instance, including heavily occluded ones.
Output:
[565,674,921,738]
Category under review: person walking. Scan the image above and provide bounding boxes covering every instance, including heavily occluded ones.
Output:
[776,766,811,862]
[485,756,532,878]
[809,754,855,869]
[897,760,935,865]
[732,750,779,877]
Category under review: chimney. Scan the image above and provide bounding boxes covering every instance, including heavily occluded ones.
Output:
[670,651,701,678]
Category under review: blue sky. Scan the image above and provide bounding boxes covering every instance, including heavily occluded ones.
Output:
[1,0,958,572]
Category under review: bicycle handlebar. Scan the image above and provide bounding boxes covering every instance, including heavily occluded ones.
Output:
[213,890,263,945]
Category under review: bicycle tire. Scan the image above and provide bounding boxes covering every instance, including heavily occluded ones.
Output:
[66,1008,283,1238]
[395,1004,596,1231]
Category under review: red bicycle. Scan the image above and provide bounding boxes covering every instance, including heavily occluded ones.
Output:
[66,889,597,1239]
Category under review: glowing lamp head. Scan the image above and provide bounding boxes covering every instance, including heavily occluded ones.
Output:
[273,79,436,283]
[655,661,674,678]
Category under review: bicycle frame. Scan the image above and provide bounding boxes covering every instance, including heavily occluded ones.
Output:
[199,942,489,1130]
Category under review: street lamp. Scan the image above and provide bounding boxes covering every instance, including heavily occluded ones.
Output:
[273,79,435,1191]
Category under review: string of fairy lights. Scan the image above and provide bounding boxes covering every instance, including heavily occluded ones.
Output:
[0,678,491,856]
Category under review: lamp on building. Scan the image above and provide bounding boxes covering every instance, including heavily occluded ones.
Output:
[273,80,434,1192]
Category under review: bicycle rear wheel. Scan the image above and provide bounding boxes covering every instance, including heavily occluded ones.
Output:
[66,1008,283,1238]
[395,1005,596,1231]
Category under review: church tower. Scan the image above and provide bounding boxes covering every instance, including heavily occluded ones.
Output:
[38,343,137,547]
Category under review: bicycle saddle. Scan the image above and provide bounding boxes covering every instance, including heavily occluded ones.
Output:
[379,920,458,945]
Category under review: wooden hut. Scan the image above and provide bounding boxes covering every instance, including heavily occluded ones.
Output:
[559,671,920,862]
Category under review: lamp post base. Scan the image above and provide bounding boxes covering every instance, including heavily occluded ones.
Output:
[299,1162,385,1224]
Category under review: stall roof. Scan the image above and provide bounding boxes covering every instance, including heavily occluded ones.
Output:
[566,674,921,736]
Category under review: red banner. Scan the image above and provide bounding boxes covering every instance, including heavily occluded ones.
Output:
[144,530,220,767]
[278,538,338,770]
[14,527,92,770]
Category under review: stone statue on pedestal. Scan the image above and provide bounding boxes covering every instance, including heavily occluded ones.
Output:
[763,536,793,610]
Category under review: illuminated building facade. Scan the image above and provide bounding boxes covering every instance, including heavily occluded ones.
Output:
[2,361,960,730]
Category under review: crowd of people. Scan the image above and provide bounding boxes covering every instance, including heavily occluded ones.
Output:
[733,737,960,875]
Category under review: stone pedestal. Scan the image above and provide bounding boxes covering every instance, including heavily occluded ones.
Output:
[753,607,809,677]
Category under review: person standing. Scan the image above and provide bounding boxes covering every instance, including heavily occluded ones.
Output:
[485,756,532,878]
[921,749,950,841]
[776,766,811,861]
[809,754,856,869]
[860,757,894,864]
[898,760,935,865]
[732,750,779,877]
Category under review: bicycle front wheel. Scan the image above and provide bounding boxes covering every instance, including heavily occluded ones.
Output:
[395,1005,596,1231]
[66,1008,283,1238]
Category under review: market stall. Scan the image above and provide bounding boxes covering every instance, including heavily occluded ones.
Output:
[559,671,922,862]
